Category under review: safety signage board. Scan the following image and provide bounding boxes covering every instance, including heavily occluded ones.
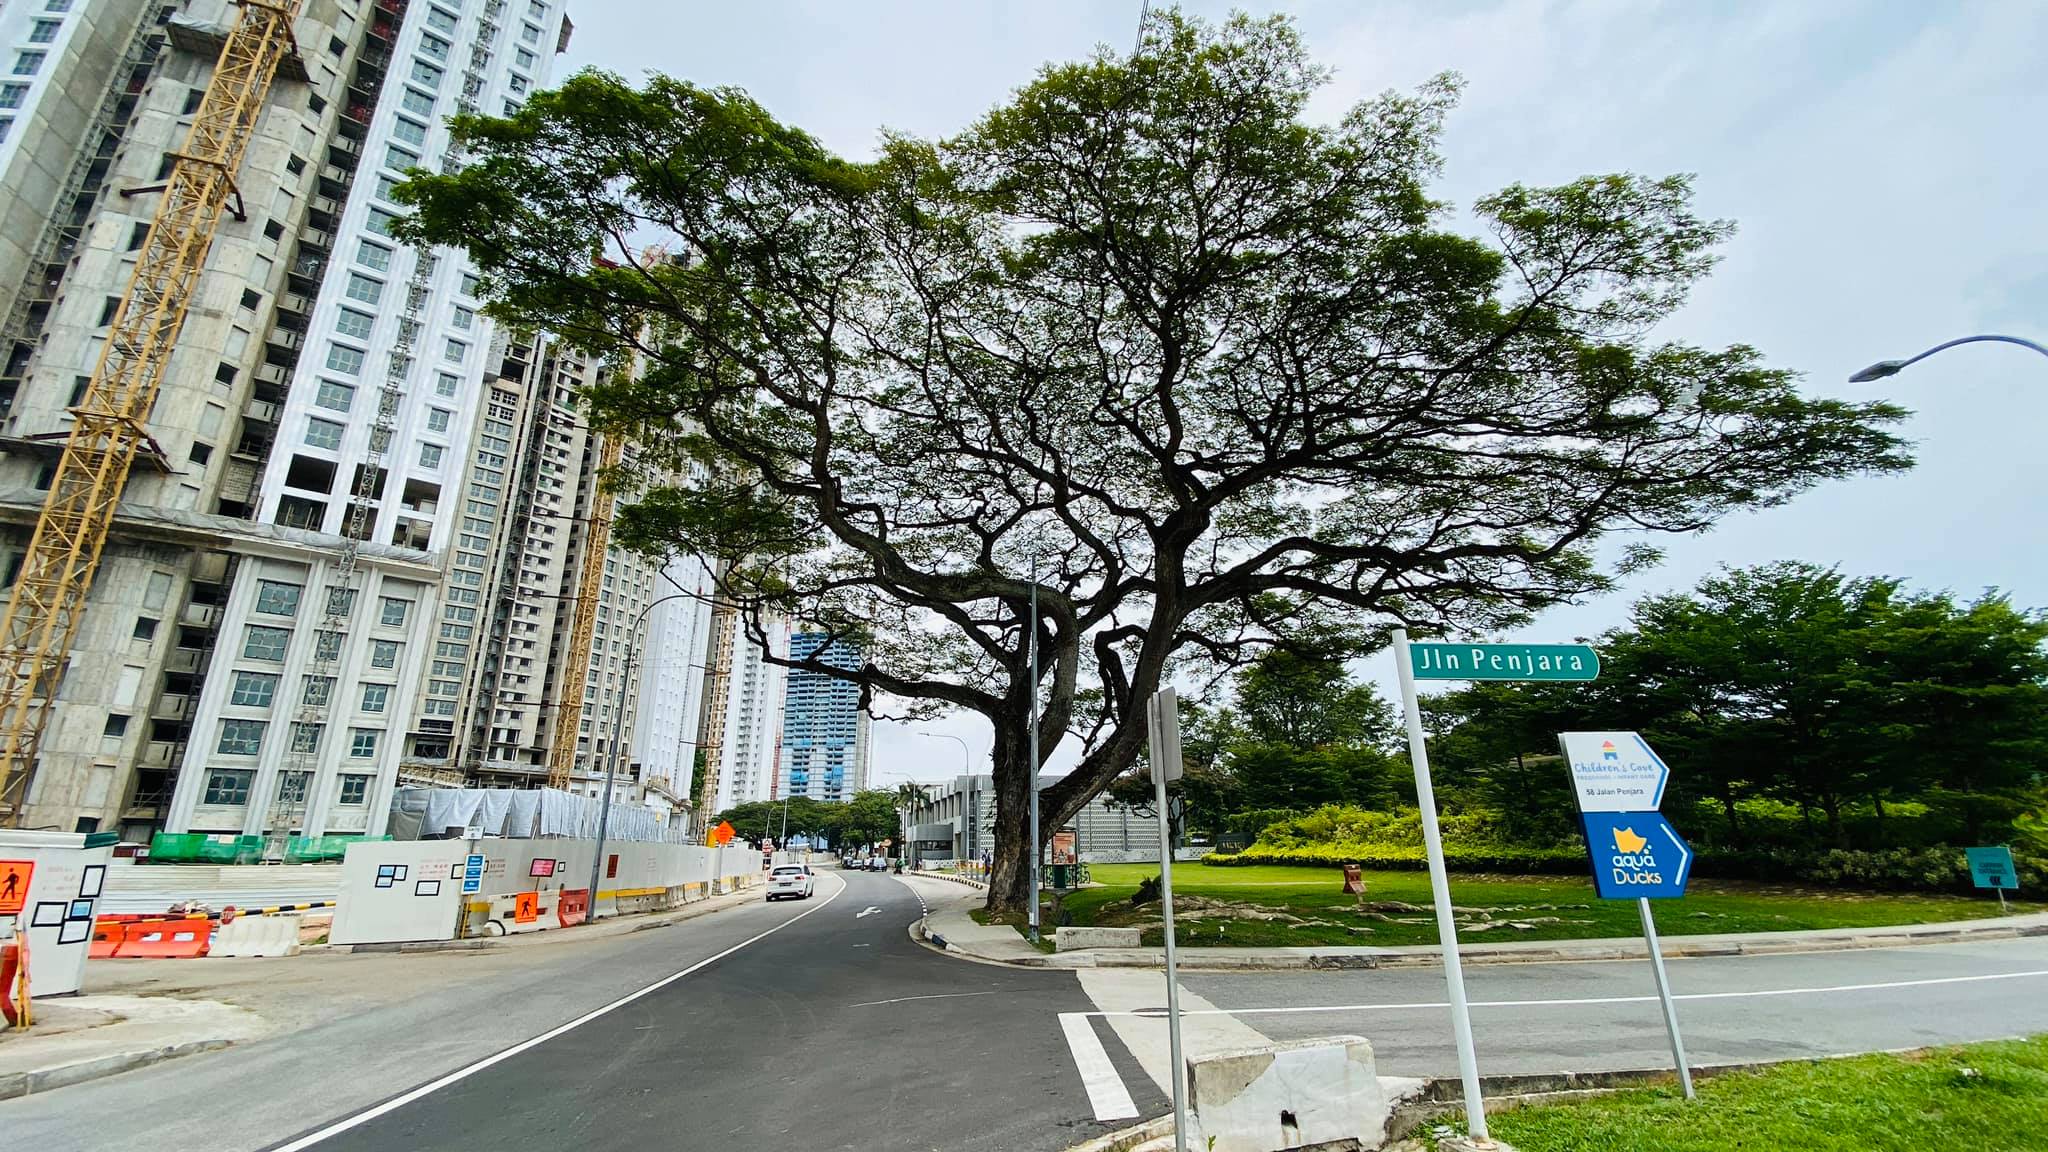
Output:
[1966,846,2018,890]
[461,853,485,895]
[0,859,32,915]
[1558,731,1671,812]
[1580,811,1693,900]
[1410,642,1600,682]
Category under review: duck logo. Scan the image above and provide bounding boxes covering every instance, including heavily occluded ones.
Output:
[1611,826,1649,854]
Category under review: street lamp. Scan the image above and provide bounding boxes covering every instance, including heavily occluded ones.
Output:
[1848,334,2048,382]
[586,590,692,920]
[915,732,975,865]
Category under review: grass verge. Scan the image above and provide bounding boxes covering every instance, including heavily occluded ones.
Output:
[1465,1036,2048,1152]
[1057,862,2040,949]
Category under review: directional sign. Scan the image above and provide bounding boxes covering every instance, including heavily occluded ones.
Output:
[0,859,32,915]
[1409,642,1599,682]
[1558,731,1671,813]
[1966,846,2018,890]
[1581,811,1692,900]
[461,853,485,895]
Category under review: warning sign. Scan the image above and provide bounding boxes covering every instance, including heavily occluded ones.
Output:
[0,859,33,915]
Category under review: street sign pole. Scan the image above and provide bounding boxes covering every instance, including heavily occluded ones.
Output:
[1637,897,1695,1099]
[1147,687,1188,1152]
[1027,555,1042,944]
[1391,628,1489,1141]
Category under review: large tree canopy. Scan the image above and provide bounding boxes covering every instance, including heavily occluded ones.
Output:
[397,11,1908,910]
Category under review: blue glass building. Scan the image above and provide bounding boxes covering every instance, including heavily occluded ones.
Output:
[778,634,869,802]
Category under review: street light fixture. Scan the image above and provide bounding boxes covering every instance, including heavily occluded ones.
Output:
[915,732,975,864]
[1848,333,2048,382]
[586,590,692,920]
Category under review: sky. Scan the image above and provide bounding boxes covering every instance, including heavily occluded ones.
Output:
[560,1,2048,785]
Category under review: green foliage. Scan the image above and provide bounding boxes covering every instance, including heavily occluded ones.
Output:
[1204,843,1588,873]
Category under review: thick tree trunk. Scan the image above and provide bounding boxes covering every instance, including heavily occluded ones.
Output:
[1820,792,1845,847]
[1720,788,1741,845]
[985,724,1041,916]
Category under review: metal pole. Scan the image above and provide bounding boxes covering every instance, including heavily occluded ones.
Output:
[1391,628,1488,1140]
[587,593,685,920]
[1027,556,1042,942]
[1148,692,1188,1152]
[1638,897,1695,1099]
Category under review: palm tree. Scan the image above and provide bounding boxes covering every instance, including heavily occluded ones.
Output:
[894,781,933,868]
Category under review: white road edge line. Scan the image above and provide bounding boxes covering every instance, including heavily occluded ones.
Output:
[848,990,1002,1009]
[1060,1012,1140,1122]
[269,872,848,1152]
[1095,967,2048,1018]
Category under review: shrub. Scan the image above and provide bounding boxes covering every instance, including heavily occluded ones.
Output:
[1202,842,1586,873]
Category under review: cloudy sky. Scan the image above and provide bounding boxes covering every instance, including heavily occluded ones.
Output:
[561,1,2048,784]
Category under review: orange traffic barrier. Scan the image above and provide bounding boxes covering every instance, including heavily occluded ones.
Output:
[557,888,588,928]
[88,920,127,959]
[1,939,19,1026]
[113,918,212,959]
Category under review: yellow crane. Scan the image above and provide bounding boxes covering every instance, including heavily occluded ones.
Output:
[545,434,625,790]
[0,1,304,823]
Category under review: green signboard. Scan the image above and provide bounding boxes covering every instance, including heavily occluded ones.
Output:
[1410,642,1600,682]
[1966,846,2017,890]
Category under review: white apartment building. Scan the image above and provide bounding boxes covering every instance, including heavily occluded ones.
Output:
[703,609,783,815]
[631,554,715,815]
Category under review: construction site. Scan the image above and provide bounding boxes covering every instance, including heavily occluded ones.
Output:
[0,0,793,864]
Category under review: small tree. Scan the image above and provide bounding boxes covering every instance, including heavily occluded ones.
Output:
[398,11,1907,911]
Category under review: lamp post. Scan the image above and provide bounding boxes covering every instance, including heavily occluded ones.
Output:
[586,591,691,921]
[1849,334,2048,382]
[916,732,974,864]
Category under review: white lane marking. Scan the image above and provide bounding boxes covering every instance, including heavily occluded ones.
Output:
[847,990,1002,1009]
[270,871,848,1151]
[1060,1012,1140,1122]
[1087,967,2048,1018]
[858,906,883,918]
[1078,969,1271,1100]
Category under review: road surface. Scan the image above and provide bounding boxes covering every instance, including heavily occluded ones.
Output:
[3,867,2045,1152]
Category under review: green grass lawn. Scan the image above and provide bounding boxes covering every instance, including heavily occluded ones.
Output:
[1473,1036,2048,1152]
[1041,862,2041,948]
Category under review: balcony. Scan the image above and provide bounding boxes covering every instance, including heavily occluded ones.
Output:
[151,691,194,720]
[139,740,181,768]
[243,398,280,426]
[179,601,221,629]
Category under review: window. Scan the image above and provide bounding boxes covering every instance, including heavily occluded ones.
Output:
[181,86,205,114]
[426,6,457,33]
[97,296,121,325]
[375,175,401,202]
[444,338,466,363]
[28,19,61,43]
[305,418,343,450]
[503,100,520,117]
[289,721,322,752]
[410,60,441,88]
[426,408,450,432]
[0,83,27,109]
[203,770,252,806]
[436,372,458,397]
[460,272,481,297]
[379,597,410,627]
[14,52,46,75]
[335,309,373,339]
[452,306,473,331]
[230,671,278,707]
[360,683,389,713]
[345,273,383,305]
[370,640,399,669]
[508,74,528,95]
[325,587,357,616]
[277,771,310,804]
[391,117,426,147]
[515,47,536,71]
[338,774,371,805]
[243,625,290,661]
[522,23,541,44]
[367,208,400,237]
[254,579,301,616]
[216,719,266,756]
[132,616,158,641]
[419,35,450,62]
[104,714,129,738]
[349,729,379,758]
[419,444,442,468]
[326,344,364,376]
[314,380,354,412]
[314,631,343,661]
[356,240,392,273]
[385,144,419,172]
[529,0,548,19]
[302,676,334,707]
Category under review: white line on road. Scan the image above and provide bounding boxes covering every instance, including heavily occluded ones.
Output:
[847,990,1002,1009]
[857,905,883,918]
[1096,967,2048,1019]
[1059,1012,1140,1122]
[268,872,848,1152]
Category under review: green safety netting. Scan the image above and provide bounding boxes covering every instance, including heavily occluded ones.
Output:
[146,832,389,864]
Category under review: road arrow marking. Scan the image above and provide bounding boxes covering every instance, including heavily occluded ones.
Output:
[857,906,882,918]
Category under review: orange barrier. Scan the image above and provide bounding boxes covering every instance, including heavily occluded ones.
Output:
[557,888,588,928]
[1,939,19,1026]
[88,920,127,959]
[113,918,212,959]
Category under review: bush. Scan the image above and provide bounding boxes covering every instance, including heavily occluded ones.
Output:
[1202,842,1587,873]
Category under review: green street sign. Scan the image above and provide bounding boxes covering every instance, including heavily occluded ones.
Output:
[1410,642,1600,682]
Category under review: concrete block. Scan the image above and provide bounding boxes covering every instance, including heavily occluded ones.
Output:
[1184,1034,1389,1152]
[1054,926,1144,951]
[208,915,301,958]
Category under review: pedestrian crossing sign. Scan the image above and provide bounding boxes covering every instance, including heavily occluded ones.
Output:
[0,860,32,915]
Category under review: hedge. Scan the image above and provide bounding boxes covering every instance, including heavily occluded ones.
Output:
[1201,842,1587,874]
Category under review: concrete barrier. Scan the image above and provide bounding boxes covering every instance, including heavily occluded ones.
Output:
[209,914,302,958]
[1184,1035,1390,1152]
[1054,926,1143,951]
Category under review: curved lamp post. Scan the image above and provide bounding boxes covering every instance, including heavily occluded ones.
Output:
[1849,334,2048,382]
[586,591,692,920]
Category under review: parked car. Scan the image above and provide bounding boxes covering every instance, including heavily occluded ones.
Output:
[767,864,815,901]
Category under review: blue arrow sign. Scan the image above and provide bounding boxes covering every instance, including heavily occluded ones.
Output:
[1581,811,1692,900]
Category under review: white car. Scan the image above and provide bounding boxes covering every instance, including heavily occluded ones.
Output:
[766,864,815,901]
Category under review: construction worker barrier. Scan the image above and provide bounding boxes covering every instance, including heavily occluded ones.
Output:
[557,889,588,928]
[112,918,212,959]
[210,913,301,958]
[222,901,335,919]
[1,939,20,1027]
[88,920,128,959]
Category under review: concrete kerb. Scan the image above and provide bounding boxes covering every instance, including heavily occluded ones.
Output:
[0,1039,234,1101]
[940,910,2048,972]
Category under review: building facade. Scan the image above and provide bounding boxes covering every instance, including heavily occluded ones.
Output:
[704,609,783,814]
[0,0,574,840]
[777,632,866,804]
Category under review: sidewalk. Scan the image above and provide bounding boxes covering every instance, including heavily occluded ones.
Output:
[0,996,264,1100]
[919,887,2048,970]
